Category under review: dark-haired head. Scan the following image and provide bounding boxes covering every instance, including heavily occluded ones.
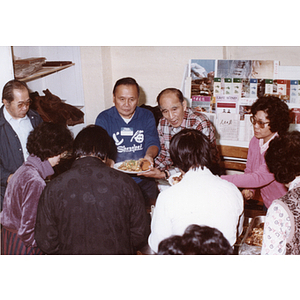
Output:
[157,224,233,255]
[113,77,140,96]
[251,96,290,136]
[26,122,74,161]
[2,79,29,104]
[170,128,212,173]
[74,125,111,160]
[182,224,233,255]
[265,131,300,184]
[157,235,184,255]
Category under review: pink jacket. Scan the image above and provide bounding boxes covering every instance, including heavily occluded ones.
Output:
[221,136,287,208]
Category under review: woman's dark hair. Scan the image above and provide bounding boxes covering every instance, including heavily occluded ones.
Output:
[265,131,300,184]
[182,225,233,255]
[2,79,29,103]
[157,235,184,255]
[27,122,74,161]
[156,88,184,107]
[251,96,290,136]
[157,224,233,255]
[74,125,111,160]
[112,77,140,96]
[170,128,212,173]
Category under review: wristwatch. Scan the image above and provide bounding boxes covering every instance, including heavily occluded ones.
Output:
[164,170,170,179]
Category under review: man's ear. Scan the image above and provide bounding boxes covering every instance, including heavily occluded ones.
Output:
[182,99,187,111]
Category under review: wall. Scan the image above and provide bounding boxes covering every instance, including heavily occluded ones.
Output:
[80,46,225,124]
[0,46,14,97]
[80,46,300,125]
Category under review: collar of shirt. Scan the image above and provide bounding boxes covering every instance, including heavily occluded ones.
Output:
[259,132,278,154]
[289,176,300,191]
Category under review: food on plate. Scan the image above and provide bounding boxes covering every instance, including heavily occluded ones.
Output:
[140,159,151,171]
[245,223,264,247]
[117,159,151,172]
[172,173,183,185]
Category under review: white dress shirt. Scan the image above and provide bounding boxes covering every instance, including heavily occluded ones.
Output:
[148,167,244,253]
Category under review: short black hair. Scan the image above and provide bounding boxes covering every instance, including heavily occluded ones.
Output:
[157,224,233,255]
[265,131,300,184]
[182,224,233,255]
[170,128,212,173]
[2,79,29,103]
[26,122,74,161]
[157,235,184,255]
[74,125,111,160]
[251,96,290,136]
[112,77,140,96]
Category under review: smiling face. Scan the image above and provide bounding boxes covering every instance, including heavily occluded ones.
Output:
[113,84,139,119]
[252,110,274,143]
[159,92,187,128]
[3,88,30,119]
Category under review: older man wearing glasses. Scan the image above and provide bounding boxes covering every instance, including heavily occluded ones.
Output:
[221,96,290,211]
[0,79,43,209]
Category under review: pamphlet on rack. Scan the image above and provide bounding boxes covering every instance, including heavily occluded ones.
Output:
[183,59,300,145]
[216,112,240,141]
[216,95,238,114]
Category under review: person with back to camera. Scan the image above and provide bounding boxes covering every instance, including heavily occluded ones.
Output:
[0,122,73,255]
[95,77,160,208]
[140,88,220,182]
[148,128,243,253]
[0,79,43,209]
[262,131,300,255]
[34,125,149,255]
[221,96,290,210]
[157,224,233,255]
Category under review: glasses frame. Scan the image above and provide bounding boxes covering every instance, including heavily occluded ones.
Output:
[16,99,32,109]
[250,116,270,129]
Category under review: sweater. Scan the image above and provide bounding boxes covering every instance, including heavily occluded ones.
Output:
[221,136,287,208]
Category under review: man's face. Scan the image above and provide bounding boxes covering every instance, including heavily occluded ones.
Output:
[3,88,31,120]
[113,84,139,119]
[159,92,187,128]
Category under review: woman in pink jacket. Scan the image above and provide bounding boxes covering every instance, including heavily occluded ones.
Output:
[221,96,290,210]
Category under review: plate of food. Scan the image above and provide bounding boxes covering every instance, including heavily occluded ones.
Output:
[114,159,151,174]
[168,172,184,186]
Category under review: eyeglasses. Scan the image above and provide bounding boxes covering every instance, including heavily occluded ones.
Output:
[250,116,270,128]
[16,99,32,109]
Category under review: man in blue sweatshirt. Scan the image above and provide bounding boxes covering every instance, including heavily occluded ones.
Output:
[95,77,160,207]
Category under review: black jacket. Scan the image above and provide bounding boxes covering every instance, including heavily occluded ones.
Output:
[35,157,149,254]
[0,105,43,207]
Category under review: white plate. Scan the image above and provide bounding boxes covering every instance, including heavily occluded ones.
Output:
[114,161,151,174]
[168,172,184,186]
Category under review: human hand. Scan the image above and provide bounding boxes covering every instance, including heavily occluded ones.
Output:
[7,174,13,183]
[143,154,154,165]
[242,189,254,200]
[137,167,165,179]
[105,158,115,168]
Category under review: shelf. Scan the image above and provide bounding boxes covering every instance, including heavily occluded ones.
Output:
[18,63,75,83]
